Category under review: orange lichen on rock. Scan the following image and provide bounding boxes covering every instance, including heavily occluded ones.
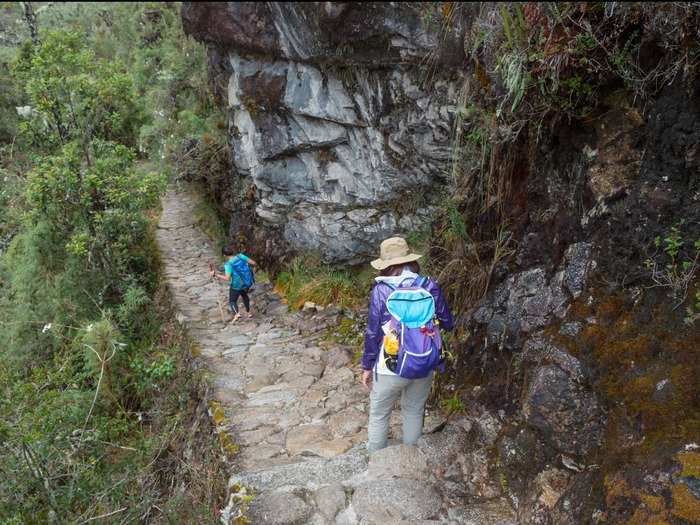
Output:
[594,333,654,369]
[678,451,700,478]
[578,287,700,460]
[595,295,627,325]
[628,507,670,525]
[671,483,700,523]
[605,474,673,524]
[641,493,666,513]
[569,297,594,319]
[567,286,700,523]
[605,473,632,507]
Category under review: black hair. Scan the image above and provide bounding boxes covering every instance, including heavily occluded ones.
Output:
[222,245,236,257]
[379,261,421,277]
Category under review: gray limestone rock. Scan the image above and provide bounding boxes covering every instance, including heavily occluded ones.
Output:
[325,347,353,369]
[366,444,430,481]
[462,448,502,500]
[559,321,583,337]
[517,467,572,524]
[521,337,587,383]
[182,2,471,263]
[495,424,548,500]
[230,448,369,492]
[314,484,348,520]
[247,388,298,407]
[562,242,594,299]
[335,505,359,525]
[472,240,594,350]
[416,424,470,469]
[351,479,441,523]
[236,444,291,471]
[522,365,606,456]
[247,491,313,525]
[285,422,335,456]
[329,408,366,437]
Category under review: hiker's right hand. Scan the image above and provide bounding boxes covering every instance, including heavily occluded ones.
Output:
[361,370,372,391]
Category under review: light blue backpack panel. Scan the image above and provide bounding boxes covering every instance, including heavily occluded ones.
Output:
[386,288,435,328]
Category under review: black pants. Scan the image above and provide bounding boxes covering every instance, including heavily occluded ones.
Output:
[228,287,250,314]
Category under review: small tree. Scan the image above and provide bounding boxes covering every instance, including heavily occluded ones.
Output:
[25,140,164,282]
[15,30,144,152]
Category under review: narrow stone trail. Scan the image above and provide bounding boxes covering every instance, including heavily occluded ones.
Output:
[156,188,518,525]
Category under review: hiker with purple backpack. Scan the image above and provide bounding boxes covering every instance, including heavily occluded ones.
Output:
[361,237,454,453]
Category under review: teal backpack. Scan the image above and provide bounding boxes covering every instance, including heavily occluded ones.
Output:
[229,255,254,290]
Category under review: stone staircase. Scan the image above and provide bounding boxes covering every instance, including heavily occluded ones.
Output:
[156,187,518,524]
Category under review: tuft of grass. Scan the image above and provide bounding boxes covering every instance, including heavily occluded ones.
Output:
[352,349,364,365]
[254,269,270,285]
[441,392,466,413]
[274,253,373,310]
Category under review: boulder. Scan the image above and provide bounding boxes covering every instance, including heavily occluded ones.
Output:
[351,479,441,523]
[314,483,347,520]
[229,448,369,492]
[247,491,313,525]
[181,2,473,263]
[416,423,470,469]
[366,444,430,481]
[495,424,548,499]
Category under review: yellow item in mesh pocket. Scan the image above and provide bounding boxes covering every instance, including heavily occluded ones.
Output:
[384,333,399,356]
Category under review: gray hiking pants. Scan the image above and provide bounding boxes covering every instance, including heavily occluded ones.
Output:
[367,371,433,453]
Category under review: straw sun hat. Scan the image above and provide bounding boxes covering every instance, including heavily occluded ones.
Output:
[370,237,423,270]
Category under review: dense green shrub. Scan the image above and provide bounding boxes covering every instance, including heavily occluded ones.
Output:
[0,4,225,523]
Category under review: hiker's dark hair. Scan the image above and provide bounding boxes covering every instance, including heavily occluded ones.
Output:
[222,245,236,257]
[379,261,420,277]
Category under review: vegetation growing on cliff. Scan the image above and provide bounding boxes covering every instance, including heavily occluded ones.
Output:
[427,1,700,316]
[422,3,700,520]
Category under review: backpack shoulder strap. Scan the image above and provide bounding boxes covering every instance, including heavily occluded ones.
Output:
[229,255,246,279]
[381,281,397,291]
[409,275,429,289]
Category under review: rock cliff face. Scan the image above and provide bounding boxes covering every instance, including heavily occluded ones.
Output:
[183,2,471,263]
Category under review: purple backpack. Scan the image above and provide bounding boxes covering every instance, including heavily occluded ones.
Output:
[383,277,443,378]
